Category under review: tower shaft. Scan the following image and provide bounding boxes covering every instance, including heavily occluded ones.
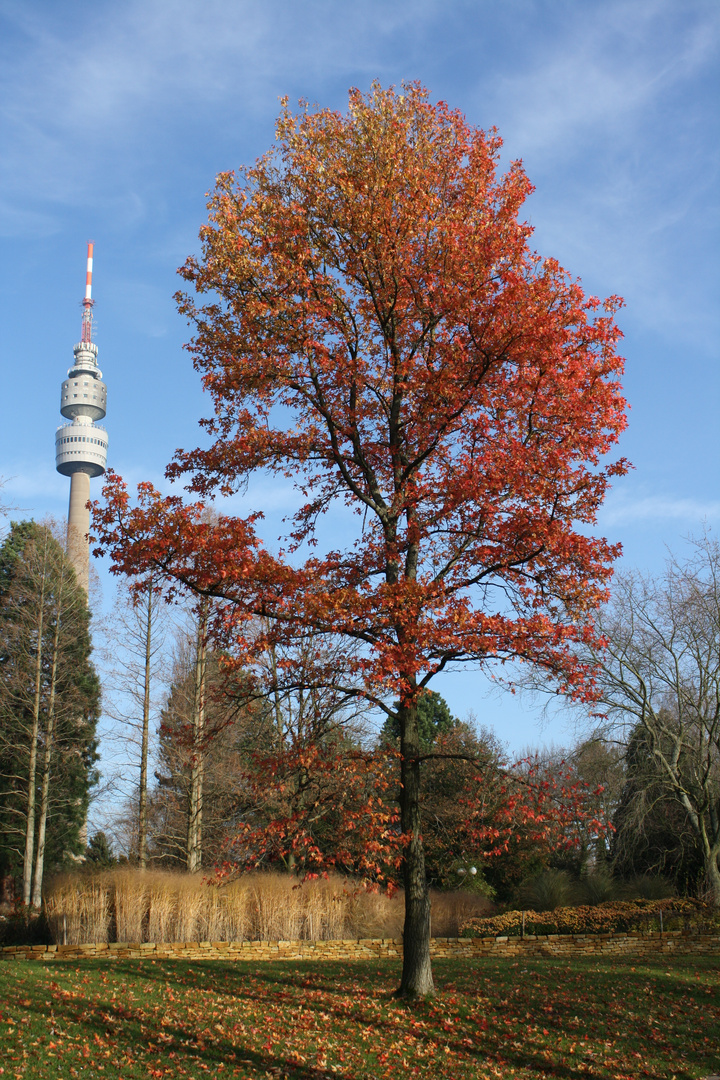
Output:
[67,472,91,595]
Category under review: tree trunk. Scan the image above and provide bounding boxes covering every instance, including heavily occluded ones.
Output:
[397,693,434,998]
[703,839,720,907]
[138,580,153,871]
[187,604,208,873]
[268,636,284,739]
[22,557,47,907]
[675,781,720,909]
[31,601,62,909]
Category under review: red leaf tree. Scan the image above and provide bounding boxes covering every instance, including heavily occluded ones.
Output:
[93,83,627,997]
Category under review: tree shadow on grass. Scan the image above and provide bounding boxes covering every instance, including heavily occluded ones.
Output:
[47,959,627,1079]
[5,955,716,1080]
[11,971,351,1079]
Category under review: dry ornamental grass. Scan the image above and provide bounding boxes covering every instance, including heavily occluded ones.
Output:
[42,869,492,945]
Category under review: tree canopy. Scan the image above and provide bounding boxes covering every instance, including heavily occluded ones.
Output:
[94,83,627,995]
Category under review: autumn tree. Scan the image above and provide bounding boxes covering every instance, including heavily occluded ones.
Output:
[94,83,627,996]
[508,737,625,884]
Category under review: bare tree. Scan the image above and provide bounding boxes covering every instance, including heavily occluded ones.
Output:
[586,535,720,903]
[0,476,19,525]
[611,720,705,891]
[251,624,374,748]
[99,575,170,868]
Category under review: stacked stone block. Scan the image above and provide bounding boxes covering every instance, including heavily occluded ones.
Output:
[2,931,718,963]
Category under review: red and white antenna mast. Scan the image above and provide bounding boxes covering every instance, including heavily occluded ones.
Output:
[81,241,94,344]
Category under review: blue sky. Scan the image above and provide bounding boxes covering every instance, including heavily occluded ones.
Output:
[1,0,718,757]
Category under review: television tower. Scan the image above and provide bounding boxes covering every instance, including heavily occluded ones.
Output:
[55,243,108,595]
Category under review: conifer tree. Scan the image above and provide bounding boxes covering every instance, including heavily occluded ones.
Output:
[0,521,100,905]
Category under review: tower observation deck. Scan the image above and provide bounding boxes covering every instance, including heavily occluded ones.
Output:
[55,243,108,595]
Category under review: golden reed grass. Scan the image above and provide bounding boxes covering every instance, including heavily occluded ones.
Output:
[44,870,491,946]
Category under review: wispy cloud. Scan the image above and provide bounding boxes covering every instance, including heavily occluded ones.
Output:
[0,0,439,226]
[0,196,62,238]
[0,463,68,512]
[486,0,719,162]
[473,0,720,346]
[601,492,720,526]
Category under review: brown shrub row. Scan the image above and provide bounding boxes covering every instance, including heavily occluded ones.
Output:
[461,897,719,938]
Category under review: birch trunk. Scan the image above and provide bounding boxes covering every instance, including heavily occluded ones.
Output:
[268,637,284,739]
[22,540,48,907]
[137,580,153,871]
[31,594,62,909]
[186,603,208,873]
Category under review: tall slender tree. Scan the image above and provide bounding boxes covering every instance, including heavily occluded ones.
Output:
[148,623,275,870]
[100,574,169,869]
[185,600,208,872]
[94,83,627,996]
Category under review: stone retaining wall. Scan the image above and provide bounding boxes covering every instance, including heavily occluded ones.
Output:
[2,930,719,962]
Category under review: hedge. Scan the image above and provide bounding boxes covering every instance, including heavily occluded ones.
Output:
[460,898,719,938]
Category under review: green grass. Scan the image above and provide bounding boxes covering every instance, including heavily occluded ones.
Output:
[0,954,717,1079]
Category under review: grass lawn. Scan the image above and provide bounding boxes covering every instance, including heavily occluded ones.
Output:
[0,953,717,1079]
